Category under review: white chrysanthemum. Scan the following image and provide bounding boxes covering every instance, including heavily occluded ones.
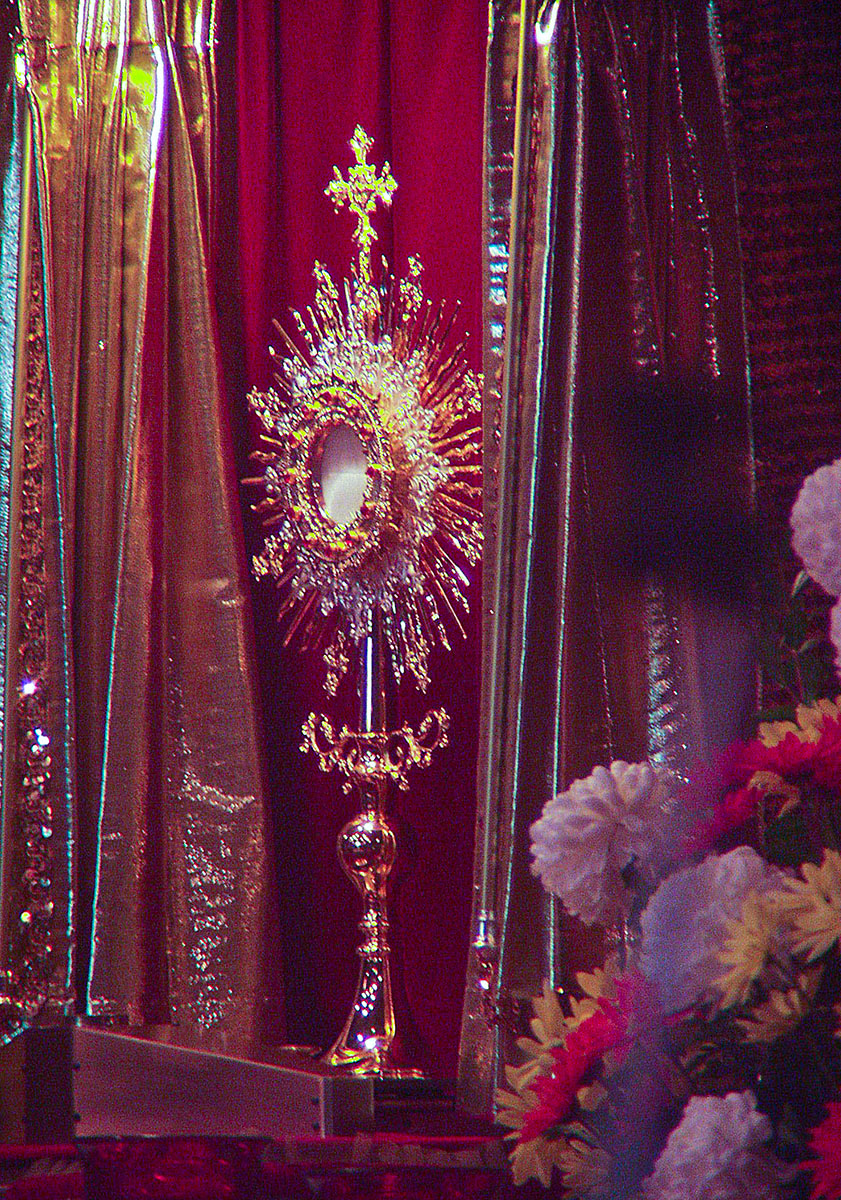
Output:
[529,761,676,927]
[639,847,782,1014]
[640,1092,788,1200]
[791,457,841,597]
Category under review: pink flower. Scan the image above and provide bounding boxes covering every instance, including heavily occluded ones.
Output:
[684,786,762,857]
[808,1103,841,1200]
[725,722,841,794]
[684,706,841,857]
[519,1004,626,1142]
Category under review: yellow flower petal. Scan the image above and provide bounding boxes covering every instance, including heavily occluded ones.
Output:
[509,1136,558,1188]
[777,850,841,961]
[575,968,616,1001]
[737,969,822,1043]
[557,1137,611,1194]
[758,698,841,747]
[746,769,800,813]
[715,890,777,1008]
[532,980,569,1041]
[495,1083,536,1130]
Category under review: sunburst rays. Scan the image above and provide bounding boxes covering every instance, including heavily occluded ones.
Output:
[246,129,481,694]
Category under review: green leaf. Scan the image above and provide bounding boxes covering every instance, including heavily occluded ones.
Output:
[764,808,813,869]
[798,637,824,654]
[753,705,797,726]
[780,610,808,648]
[791,569,810,599]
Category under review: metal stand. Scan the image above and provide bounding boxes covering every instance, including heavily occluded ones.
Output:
[322,619,416,1075]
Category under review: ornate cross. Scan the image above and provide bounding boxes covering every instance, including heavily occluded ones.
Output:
[325,126,397,289]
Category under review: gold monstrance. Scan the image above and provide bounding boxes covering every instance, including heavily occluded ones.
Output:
[246,129,481,1075]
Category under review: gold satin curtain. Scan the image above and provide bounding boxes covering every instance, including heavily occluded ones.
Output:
[459,0,755,1109]
[0,1,272,1049]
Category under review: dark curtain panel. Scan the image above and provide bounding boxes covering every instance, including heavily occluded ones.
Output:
[230,0,487,1075]
[719,0,841,539]
[459,0,755,1110]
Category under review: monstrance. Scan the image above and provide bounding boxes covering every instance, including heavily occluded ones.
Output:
[245,128,481,1075]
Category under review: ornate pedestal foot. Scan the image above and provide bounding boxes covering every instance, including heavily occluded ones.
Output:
[323,791,397,1072]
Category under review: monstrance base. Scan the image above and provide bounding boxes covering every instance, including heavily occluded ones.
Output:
[322,1038,425,1079]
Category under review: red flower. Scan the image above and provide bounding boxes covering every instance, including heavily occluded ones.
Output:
[726,716,841,793]
[683,709,841,858]
[814,715,841,790]
[520,1004,626,1143]
[808,1102,841,1200]
[683,785,762,856]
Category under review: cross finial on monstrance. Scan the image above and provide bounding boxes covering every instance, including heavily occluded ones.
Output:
[325,124,397,291]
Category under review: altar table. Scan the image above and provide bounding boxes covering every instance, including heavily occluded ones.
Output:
[0,1133,523,1200]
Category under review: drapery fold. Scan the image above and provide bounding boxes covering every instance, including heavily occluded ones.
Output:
[459,0,755,1111]
[1,0,487,1069]
[10,0,274,1049]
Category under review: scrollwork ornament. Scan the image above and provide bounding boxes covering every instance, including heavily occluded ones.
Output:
[301,708,449,793]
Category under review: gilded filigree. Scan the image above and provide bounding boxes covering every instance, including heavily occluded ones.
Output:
[325,125,396,312]
[301,708,449,793]
[246,127,481,694]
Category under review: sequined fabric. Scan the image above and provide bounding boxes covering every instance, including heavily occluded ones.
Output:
[11,1,273,1049]
[459,0,755,1111]
[0,38,75,1032]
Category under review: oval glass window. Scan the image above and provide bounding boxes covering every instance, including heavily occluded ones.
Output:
[318,423,369,525]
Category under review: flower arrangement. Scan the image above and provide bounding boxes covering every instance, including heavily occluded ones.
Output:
[498,458,841,1198]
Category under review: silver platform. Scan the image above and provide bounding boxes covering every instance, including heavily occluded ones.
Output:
[0,1023,373,1141]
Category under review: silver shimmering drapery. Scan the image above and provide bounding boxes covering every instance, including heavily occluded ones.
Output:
[0,2,276,1050]
[459,0,755,1112]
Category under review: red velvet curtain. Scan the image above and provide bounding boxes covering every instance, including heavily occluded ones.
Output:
[227,1,487,1074]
